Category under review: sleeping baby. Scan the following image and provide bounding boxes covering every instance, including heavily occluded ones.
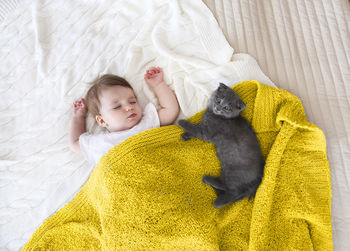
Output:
[69,67,180,165]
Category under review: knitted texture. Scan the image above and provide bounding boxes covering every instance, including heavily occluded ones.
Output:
[23,81,333,250]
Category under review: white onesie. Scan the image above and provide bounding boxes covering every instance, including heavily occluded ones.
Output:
[79,103,160,165]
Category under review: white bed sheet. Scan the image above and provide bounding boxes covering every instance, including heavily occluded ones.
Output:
[1,0,349,250]
[202,0,350,250]
[0,0,275,250]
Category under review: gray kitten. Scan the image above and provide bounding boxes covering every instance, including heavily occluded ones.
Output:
[178,83,265,208]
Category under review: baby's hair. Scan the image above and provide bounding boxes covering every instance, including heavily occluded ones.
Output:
[85,74,133,117]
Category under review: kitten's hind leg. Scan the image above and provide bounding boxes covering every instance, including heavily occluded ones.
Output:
[202,175,229,208]
[213,194,234,208]
[214,188,249,208]
[202,175,226,190]
[213,187,224,196]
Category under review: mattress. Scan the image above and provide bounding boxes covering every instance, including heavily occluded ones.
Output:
[0,0,349,250]
[202,0,350,250]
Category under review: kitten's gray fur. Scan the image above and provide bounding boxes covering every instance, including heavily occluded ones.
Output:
[178,83,265,208]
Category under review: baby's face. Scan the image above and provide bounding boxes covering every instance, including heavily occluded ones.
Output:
[98,85,142,132]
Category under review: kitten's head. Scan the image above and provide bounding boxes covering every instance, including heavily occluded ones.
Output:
[209,83,246,119]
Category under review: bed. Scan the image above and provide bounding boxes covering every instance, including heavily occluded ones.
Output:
[0,0,349,250]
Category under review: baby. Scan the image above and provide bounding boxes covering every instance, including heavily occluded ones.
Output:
[69,67,180,165]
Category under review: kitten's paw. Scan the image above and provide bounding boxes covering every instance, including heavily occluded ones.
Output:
[202,175,211,184]
[181,132,192,141]
[202,175,226,190]
[213,195,232,208]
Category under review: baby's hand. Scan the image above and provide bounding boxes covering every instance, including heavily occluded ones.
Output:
[73,98,87,118]
[144,67,164,88]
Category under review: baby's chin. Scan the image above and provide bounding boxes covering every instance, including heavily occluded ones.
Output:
[123,114,142,130]
[129,113,142,124]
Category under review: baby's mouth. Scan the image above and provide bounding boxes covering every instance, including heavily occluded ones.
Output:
[128,113,137,119]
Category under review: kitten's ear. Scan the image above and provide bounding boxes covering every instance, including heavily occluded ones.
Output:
[236,100,246,111]
[219,83,227,89]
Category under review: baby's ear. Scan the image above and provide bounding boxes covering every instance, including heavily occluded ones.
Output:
[96,114,107,127]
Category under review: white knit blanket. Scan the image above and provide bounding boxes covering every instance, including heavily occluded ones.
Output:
[0,0,274,249]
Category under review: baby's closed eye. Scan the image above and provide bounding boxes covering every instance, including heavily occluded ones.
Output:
[113,101,137,109]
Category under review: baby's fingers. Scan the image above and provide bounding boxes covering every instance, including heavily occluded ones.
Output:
[144,73,151,80]
[153,67,162,74]
[73,98,85,108]
[146,67,161,74]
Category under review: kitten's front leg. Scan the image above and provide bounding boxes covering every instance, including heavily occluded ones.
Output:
[181,132,193,141]
[178,120,203,141]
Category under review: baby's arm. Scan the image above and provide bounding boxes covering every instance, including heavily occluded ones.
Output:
[69,98,87,153]
[144,67,180,126]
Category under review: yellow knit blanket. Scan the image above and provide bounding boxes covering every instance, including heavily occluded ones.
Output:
[23,81,332,250]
